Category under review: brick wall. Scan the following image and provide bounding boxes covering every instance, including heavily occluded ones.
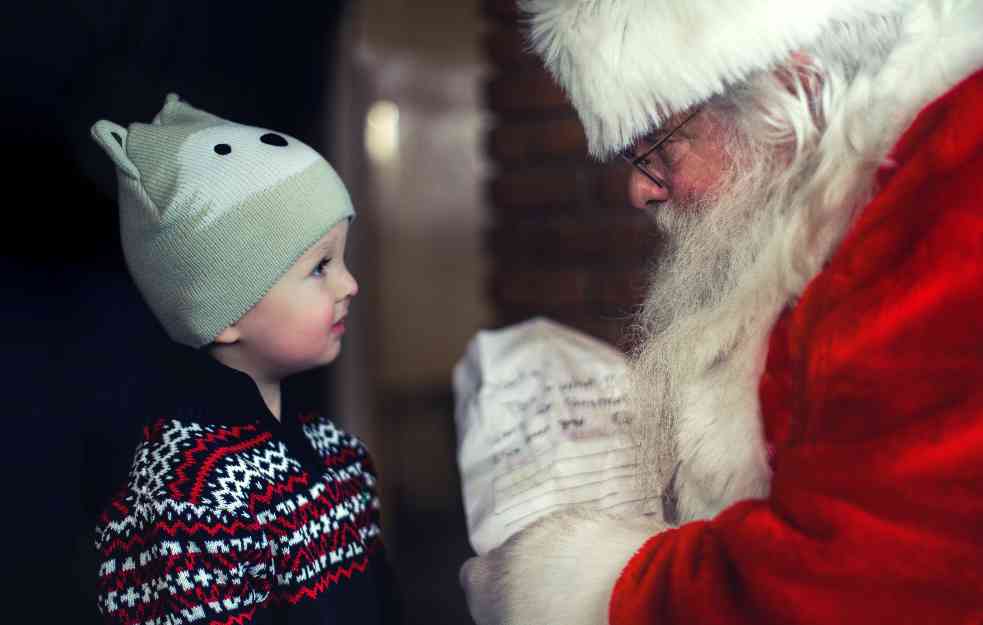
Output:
[482,0,660,351]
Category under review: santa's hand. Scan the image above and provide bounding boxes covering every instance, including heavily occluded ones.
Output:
[459,508,665,625]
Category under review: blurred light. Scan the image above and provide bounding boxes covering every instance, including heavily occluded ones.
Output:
[365,100,399,163]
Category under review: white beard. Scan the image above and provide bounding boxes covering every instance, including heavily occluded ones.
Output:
[629,119,804,523]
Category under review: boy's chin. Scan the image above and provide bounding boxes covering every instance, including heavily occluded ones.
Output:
[294,345,343,372]
[249,357,331,383]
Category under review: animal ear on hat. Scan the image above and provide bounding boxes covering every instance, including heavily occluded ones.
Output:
[90,120,140,180]
[152,92,225,126]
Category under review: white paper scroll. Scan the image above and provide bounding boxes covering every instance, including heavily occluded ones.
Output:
[453,317,652,555]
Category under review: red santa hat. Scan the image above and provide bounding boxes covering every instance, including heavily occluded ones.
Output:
[521,0,910,158]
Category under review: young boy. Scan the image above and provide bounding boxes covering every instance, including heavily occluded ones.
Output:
[90,93,399,624]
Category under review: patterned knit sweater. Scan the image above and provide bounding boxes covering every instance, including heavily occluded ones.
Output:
[94,343,399,625]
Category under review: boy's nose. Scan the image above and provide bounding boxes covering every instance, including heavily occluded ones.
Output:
[344,271,359,299]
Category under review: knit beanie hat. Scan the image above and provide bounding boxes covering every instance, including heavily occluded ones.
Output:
[90,93,354,348]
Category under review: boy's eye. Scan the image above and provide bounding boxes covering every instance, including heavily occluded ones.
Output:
[312,257,331,277]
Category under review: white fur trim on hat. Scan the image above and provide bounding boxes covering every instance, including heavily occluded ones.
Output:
[521,0,912,158]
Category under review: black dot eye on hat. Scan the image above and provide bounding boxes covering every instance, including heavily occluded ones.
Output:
[260,133,288,147]
[214,143,232,155]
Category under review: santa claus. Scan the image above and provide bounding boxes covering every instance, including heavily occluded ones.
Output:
[461,1,983,623]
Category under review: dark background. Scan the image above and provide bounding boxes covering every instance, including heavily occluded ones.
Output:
[2,2,349,621]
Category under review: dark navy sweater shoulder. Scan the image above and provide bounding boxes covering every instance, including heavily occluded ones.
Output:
[94,343,400,625]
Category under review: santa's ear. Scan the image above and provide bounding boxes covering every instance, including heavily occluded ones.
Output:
[90,120,140,179]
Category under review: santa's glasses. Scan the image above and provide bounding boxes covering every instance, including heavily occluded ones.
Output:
[619,108,701,189]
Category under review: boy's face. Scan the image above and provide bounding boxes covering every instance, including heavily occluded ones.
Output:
[216,221,357,380]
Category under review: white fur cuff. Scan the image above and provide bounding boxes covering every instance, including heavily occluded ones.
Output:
[462,508,665,625]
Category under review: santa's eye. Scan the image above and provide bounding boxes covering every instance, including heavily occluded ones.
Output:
[656,140,680,161]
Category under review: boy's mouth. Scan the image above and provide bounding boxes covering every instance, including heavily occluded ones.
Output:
[331,316,347,336]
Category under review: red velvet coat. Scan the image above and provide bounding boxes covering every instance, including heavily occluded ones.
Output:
[610,68,983,624]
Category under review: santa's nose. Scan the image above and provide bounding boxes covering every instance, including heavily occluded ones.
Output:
[628,164,670,209]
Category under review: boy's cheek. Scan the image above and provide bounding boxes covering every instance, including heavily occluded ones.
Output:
[274,315,339,356]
